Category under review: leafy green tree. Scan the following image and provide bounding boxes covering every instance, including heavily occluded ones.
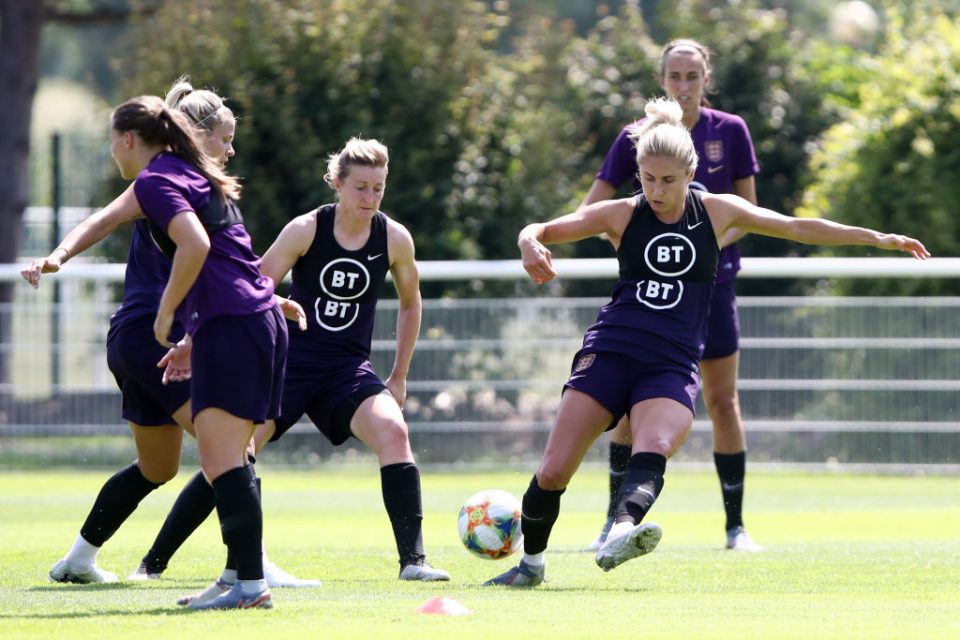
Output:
[120,0,508,267]
[797,6,960,294]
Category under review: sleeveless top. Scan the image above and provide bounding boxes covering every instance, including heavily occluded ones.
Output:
[595,108,759,283]
[580,190,720,371]
[286,203,391,360]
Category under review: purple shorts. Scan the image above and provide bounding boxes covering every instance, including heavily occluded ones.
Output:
[191,305,287,422]
[564,349,700,421]
[271,357,386,446]
[106,315,190,426]
[702,280,740,360]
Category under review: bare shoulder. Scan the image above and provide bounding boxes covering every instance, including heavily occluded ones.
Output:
[592,196,639,239]
[290,208,319,231]
[286,209,320,238]
[385,214,416,258]
[276,209,319,256]
[589,195,636,213]
[701,192,750,218]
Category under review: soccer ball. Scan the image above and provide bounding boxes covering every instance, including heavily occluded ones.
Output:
[457,489,523,560]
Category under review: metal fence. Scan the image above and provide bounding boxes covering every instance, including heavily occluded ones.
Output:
[1,259,958,470]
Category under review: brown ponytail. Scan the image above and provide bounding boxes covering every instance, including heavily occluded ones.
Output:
[111,95,241,202]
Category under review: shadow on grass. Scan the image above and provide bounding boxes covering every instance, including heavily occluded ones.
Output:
[27,582,129,592]
[28,580,211,593]
[0,607,211,619]
[459,583,657,594]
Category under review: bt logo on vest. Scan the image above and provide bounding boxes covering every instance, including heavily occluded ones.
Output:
[643,232,697,277]
[634,279,684,309]
[319,258,372,300]
[330,270,362,290]
[315,258,372,331]
[635,232,698,310]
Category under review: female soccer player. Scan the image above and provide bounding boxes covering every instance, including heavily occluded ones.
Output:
[484,97,928,587]
[29,79,314,593]
[168,137,448,608]
[106,93,287,609]
[580,38,763,552]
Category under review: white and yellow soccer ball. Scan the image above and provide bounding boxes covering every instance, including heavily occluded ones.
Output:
[457,489,523,560]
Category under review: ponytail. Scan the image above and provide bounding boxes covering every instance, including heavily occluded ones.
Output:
[111,95,241,202]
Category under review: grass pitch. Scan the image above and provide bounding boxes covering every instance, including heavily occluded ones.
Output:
[1,466,958,639]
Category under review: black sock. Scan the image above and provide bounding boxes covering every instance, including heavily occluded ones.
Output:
[614,452,667,525]
[520,475,565,554]
[80,462,161,547]
[226,469,261,572]
[714,451,746,531]
[380,462,426,568]
[607,442,632,519]
[141,470,215,574]
[212,465,262,581]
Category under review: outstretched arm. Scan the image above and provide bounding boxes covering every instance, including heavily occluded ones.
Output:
[519,198,634,285]
[21,184,143,288]
[386,221,421,410]
[718,175,758,247]
[707,193,930,259]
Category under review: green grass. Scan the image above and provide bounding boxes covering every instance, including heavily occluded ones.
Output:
[1,466,959,639]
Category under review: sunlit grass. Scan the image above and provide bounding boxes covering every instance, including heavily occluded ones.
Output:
[1,467,958,639]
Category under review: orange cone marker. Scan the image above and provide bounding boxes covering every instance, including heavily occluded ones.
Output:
[417,596,472,616]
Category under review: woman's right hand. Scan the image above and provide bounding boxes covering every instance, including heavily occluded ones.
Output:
[158,336,193,384]
[520,238,557,285]
[20,250,67,289]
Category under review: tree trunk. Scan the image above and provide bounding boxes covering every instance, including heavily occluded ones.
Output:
[0,0,45,384]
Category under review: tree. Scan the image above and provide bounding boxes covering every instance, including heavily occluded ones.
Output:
[119,0,509,274]
[0,0,44,384]
[0,0,159,384]
[796,6,960,295]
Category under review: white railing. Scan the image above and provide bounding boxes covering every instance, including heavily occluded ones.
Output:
[3,257,960,282]
[2,259,959,467]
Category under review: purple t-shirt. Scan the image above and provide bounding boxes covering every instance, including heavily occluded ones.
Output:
[133,153,275,335]
[110,220,172,330]
[596,108,760,283]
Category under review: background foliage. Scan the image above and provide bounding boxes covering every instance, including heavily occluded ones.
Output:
[29,0,960,296]
[797,4,960,295]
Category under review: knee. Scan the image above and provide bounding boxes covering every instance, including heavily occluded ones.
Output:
[639,431,689,460]
[645,439,674,459]
[704,390,741,421]
[374,417,413,457]
[534,466,570,491]
[137,459,178,484]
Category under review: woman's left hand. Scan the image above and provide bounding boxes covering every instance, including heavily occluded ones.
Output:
[878,234,931,259]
